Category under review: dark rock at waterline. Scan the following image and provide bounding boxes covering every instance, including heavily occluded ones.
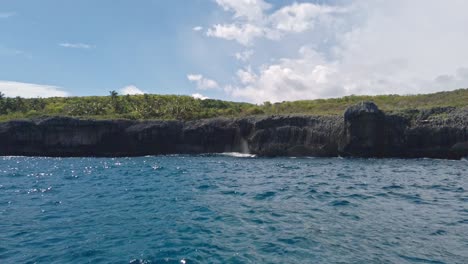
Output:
[0,103,467,159]
[341,102,386,157]
[247,115,343,157]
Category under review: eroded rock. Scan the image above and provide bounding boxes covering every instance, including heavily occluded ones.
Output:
[0,102,466,159]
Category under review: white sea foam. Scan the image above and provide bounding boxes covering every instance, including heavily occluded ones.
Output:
[220,152,256,158]
[2,156,24,159]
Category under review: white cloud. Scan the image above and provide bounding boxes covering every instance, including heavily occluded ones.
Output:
[0,12,15,19]
[0,81,69,98]
[59,43,94,49]
[236,67,257,84]
[193,26,203,31]
[192,93,209,100]
[235,50,254,61]
[204,0,468,103]
[120,85,145,95]
[430,68,468,90]
[207,24,271,46]
[228,48,343,103]
[187,74,219,90]
[207,1,343,45]
[270,3,344,33]
[215,0,271,21]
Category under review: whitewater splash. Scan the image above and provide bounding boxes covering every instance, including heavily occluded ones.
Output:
[220,152,257,158]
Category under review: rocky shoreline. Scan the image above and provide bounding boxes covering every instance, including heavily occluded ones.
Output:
[0,102,467,159]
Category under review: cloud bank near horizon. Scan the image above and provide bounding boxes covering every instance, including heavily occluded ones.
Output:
[190,0,468,103]
[0,81,69,98]
[120,85,145,95]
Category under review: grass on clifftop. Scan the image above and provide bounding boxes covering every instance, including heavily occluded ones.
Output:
[0,89,466,122]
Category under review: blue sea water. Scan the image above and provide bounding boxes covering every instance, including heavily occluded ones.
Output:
[0,155,467,264]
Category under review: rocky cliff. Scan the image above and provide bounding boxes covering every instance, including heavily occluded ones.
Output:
[0,102,467,159]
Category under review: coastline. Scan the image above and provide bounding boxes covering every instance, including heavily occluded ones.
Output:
[0,102,467,159]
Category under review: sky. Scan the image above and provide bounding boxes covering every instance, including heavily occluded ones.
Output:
[1,0,468,103]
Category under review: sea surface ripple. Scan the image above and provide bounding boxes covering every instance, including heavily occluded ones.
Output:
[0,155,467,263]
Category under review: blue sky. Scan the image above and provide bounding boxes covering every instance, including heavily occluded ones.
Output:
[1,0,468,103]
[1,0,224,97]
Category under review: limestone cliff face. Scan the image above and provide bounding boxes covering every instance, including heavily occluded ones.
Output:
[400,107,468,159]
[0,103,466,159]
[339,103,468,159]
[247,115,343,157]
[341,102,385,157]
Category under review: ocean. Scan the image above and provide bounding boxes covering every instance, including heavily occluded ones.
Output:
[1,155,467,263]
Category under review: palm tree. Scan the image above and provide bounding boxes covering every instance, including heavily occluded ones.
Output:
[109,90,124,114]
[0,91,4,100]
[109,90,118,99]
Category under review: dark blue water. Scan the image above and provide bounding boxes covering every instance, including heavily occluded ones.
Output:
[1,155,467,263]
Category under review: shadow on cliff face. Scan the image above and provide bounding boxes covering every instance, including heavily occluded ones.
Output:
[0,102,466,159]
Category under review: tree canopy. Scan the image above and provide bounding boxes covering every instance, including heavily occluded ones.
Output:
[0,89,466,122]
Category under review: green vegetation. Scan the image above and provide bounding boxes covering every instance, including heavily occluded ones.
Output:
[0,89,466,122]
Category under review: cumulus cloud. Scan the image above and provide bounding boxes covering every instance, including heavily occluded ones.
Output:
[430,68,468,90]
[203,0,468,103]
[207,24,271,46]
[236,66,257,84]
[192,93,209,100]
[229,48,344,103]
[207,1,342,45]
[59,43,94,49]
[193,26,203,31]
[187,74,219,90]
[235,50,254,61]
[120,85,145,95]
[215,0,271,21]
[0,81,69,98]
[270,3,344,33]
